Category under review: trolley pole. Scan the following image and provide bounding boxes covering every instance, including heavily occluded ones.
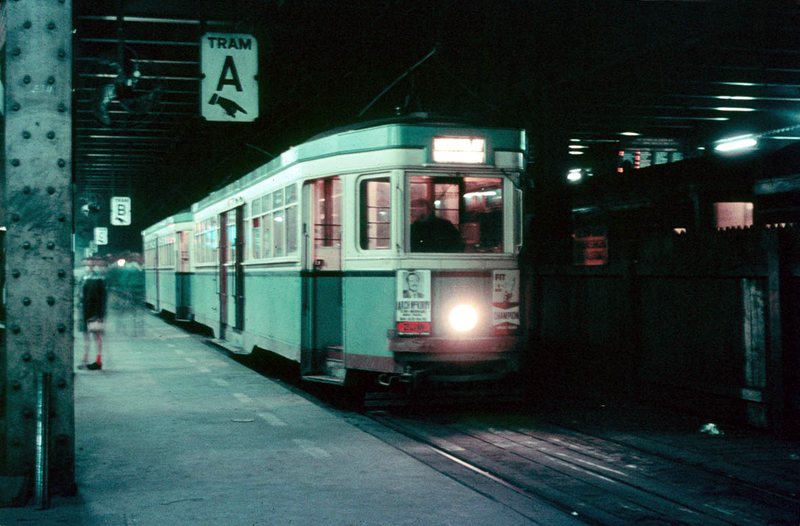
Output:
[1,0,75,504]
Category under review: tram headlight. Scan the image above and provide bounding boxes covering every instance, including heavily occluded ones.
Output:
[449,305,478,332]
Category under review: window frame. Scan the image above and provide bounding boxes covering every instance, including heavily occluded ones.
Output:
[358,174,393,252]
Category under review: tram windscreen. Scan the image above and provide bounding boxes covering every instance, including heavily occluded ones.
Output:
[409,175,503,253]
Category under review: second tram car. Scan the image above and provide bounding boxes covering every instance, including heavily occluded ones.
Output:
[142,212,194,321]
[143,117,527,388]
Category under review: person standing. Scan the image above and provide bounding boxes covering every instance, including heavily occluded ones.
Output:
[80,258,107,370]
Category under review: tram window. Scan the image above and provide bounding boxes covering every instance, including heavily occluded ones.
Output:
[252,217,262,259]
[285,183,298,204]
[408,175,504,253]
[273,210,285,257]
[263,213,272,258]
[359,178,391,250]
[313,178,342,248]
[286,205,298,254]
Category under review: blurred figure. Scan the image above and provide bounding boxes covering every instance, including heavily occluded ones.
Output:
[410,198,464,252]
[79,258,107,370]
[109,257,145,337]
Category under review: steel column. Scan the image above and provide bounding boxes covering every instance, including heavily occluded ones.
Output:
[2,0,75,500]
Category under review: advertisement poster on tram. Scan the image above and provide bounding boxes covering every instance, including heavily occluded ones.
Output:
[492,269,520,334]
[396,270,431,335]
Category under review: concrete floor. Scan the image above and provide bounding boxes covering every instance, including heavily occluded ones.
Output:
[0,305,572,525]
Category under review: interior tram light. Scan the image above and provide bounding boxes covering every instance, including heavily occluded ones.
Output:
[449,305,478,332]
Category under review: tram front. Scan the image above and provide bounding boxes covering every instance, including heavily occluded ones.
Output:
[388,133,526,383]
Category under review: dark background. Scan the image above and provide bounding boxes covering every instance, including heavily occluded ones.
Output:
[71,0,800,254]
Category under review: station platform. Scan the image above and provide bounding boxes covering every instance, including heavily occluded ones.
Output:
[0,304,574,526]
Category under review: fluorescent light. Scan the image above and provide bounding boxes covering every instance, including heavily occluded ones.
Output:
[716,95,755,101]
[463,190,497,198]
[568,145,587,149]
[567,171,582,182]
[620,132,640,136]
[715,137,757,152]
[568,151,584,155]
[715,107,756,112]
[570,139,581,142]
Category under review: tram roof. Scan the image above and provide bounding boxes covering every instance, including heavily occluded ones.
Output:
[141,211,194,237]
[192,118,527,213]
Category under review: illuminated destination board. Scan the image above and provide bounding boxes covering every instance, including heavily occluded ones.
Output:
[617,137,683,172]
[433,137,485,164]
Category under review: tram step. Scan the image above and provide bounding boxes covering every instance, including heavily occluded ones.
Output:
[324,358,346,380]
[302,374,345,385]
[209,338,248,355]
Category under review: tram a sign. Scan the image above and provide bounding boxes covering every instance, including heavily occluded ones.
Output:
[201,33,259,122]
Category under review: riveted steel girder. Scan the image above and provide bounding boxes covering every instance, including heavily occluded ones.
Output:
[2,0,75,499]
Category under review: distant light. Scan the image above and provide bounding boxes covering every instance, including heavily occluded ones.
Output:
[715,137,757,152]
[697,146,706,150]
[567,171,582,182]
[449,305,477,331]
[568,151,584,155]
[568,145,587,149]
[716,95,755,101]
[715,107,756,112]
[570,139,581,142]
[674,228,687,234]
[620,132,640,136]
[117,258,126,267]
[768,136,800,140]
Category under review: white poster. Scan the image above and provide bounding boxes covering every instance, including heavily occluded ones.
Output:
[396,270,431,335]
[492,269,520,334]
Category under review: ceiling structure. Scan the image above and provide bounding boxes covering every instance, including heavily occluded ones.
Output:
[71,0,800,252]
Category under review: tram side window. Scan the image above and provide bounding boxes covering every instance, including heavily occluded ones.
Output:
[360,178,391,250]
[313,178,342,248]
[248,184,298,260]
[408,175,504,253]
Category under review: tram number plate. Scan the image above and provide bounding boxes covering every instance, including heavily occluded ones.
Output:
[397,322,430,334]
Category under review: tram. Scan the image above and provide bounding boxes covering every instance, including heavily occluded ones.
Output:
[142,212,193,321]
[142,116,527,388]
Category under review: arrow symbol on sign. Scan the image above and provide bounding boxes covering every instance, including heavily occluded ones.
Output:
[208,94,247,118]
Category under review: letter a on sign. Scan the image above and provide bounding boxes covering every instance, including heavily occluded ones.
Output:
[201,33,258,122]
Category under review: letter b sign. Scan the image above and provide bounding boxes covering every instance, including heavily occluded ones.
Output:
[111,196,131,226]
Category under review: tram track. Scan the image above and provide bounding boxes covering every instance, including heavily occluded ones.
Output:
[354,407,800,526]
[210,344,799,525]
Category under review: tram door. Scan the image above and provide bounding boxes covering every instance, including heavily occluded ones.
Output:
[301,177,344,381]
[175,230,191,321]
[154,237,161,312]
[218,207,246,340]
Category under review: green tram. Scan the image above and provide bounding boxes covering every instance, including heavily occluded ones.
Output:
[143,116,527,388]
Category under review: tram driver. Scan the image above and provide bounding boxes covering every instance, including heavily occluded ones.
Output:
[410,198,465,253]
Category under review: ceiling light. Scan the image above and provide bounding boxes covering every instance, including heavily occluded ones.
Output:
[570,139,581,142]
[715,107,756,112]
[620,132,640,136]
[568,151,584,155]
[715,137,757,152]
[567,171,582,182]
[716,96,755,101]
[568,145,587,149]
